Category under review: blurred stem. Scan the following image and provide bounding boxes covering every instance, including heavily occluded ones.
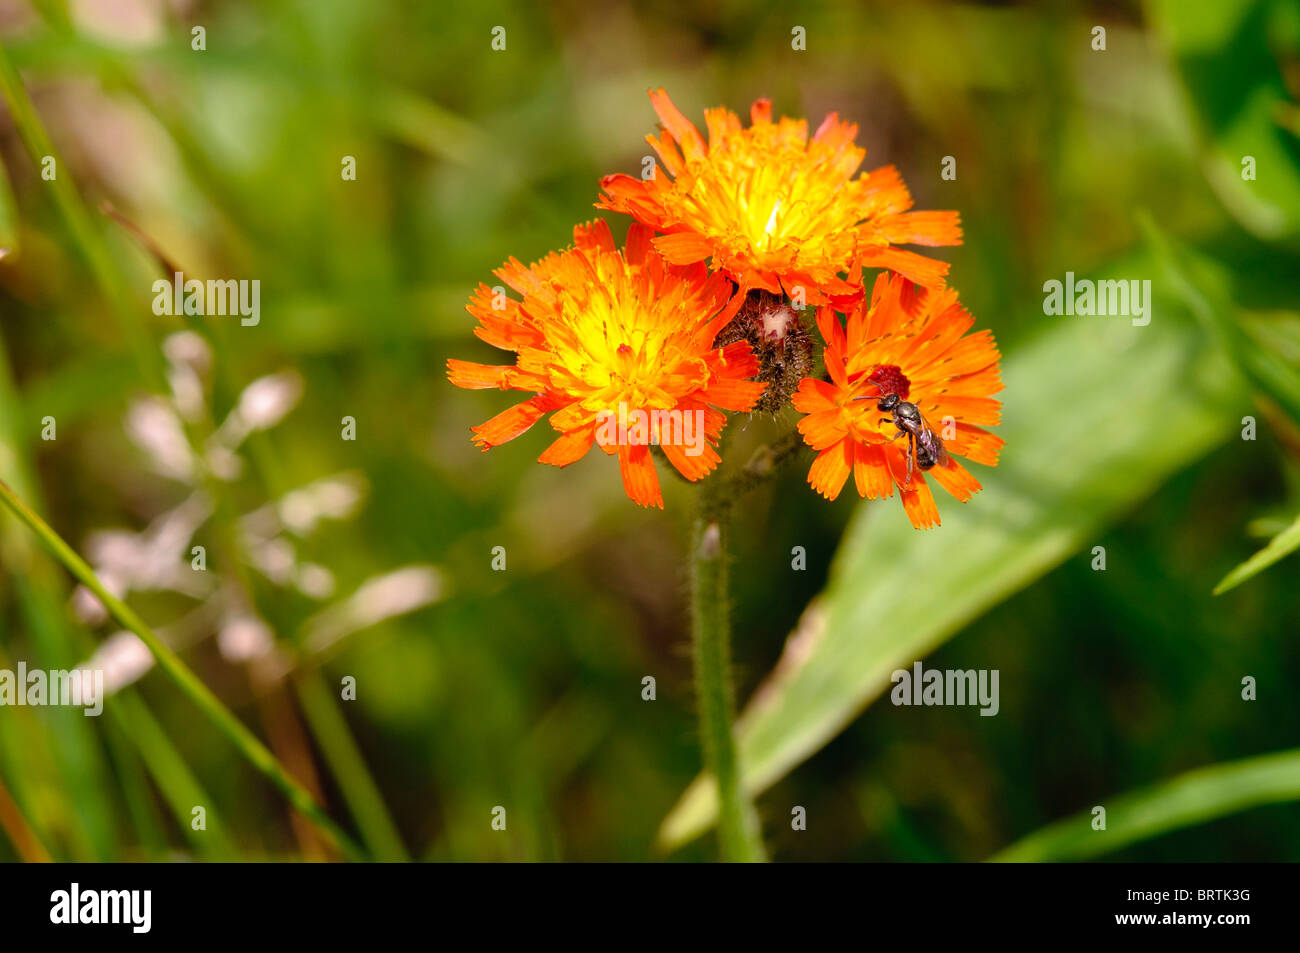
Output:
[0,39,161,388]
[110,691,240,860]
[710,431,804,509]
[0,478,366,862]
[294,671,411,861]
[251,674,331,861]
[690,489,766,862]
[0,773,52,862]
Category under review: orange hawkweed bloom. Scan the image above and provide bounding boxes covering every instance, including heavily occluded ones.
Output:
[792,272,1003,528]
[447,220,767,509]
[598,89,962,308]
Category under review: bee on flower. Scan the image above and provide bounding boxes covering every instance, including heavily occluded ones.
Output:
[452,91,1001,529]
[791,272,1004,528]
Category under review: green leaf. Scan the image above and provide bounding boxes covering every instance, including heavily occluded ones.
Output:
[1146,0,1300,239]
[991,747,1300,861]
[1140,212,1300,425]
[659,274,1239,851]
[1213,510,1300,594]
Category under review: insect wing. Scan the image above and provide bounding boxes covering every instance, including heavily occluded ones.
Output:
[915,415,948,469]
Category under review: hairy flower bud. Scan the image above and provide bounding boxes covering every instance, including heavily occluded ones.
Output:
[712,290,813,413]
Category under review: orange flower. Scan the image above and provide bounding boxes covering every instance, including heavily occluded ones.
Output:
[447,220,767,509]
[598,89,962,308]
[792,272,1003,528]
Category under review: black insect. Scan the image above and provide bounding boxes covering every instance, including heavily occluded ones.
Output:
[856,388,947,485]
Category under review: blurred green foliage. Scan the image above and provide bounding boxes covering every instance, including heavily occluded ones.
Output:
[0,0,1297,861]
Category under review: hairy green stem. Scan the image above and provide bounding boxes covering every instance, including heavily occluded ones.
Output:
[707,431,805,512]
[690,493,766,862]
[0,478,366,861]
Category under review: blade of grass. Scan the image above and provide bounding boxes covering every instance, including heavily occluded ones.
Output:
[95,711,168,858]
[0,637,113,860]
[0,334,120,860]
[991,747,1300,861]
[1213,510,1300,594]
[294,670,410,861]
[0,151,17,259]
[109,690,239,860]
[0,477,366,861]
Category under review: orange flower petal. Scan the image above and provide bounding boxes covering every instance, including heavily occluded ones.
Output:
[661,438,721,482]
[653,232,715,265]
[604,90,961,303]
[470,395,561,450]
[791,377,840,414]
[648,88,707,163]
[446,359,546,392]
[926,456,982,503]
[624,223,654,266]
[856,247,951,290]
[797,408,850,451]
[876,210,963,247]
[618,444,663,509]
[930,395,1001,427]
[900,478,941,529]
[699,376,767,412]
[946,424,1004,465]
[807,439,854,501]
[538,425,597,468]
[453,222,760,508]
[853,442,895,499]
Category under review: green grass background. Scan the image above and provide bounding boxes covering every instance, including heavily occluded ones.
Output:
[0,0,1298,861]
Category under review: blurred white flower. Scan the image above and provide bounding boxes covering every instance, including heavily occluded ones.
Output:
[294,563,336,599]
[218,615,274,662]
[74,493,212,622]
[77,349,395,690]
[277,472,367,536]
[71,0,165,46]
[238,371,303,430]
[214,371,304,449]
[163,331,210,422]
[87,630,156,695]
[303,566,443,656]
[205,443,244,481]
[125,397,195,481]
[162,330,211,371]
[251,537,296,585]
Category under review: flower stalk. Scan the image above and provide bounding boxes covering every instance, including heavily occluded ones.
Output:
[690,484,766,862]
